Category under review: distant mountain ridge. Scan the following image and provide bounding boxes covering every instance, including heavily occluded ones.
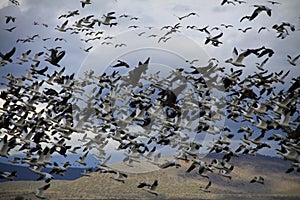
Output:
[0,153,292,182]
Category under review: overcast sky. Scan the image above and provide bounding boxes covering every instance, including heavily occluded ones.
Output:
[0,0,299,165]
[0,0,299,78]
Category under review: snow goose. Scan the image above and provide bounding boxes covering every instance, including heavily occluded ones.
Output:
[200,181,211,192]
[250,176,264,184]
[287,54,300,66]
[34,183,50,199]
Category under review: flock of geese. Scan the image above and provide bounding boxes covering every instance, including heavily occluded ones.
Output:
[0,0,299,199]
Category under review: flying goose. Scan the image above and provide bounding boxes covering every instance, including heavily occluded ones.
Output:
[5,16,16,23]
[30,166,54,181]
[277,144,299,162]
[174,12,198,20]
[258,26,270,33]
[139,180,158,195]
[81,168,93,176]
[102,12,116,25]
[269,112,291,127]
[80,46,93,52]
[115,43,127,48]
[0,171,17,180]
[219,165,234,179]
[250,176,264,184]
[80,0,91,8]
[9,157,21,164]
[159,158,181,169]
[267,1,280,5]
[200,181,211,192]
[287,54,300,66]
[110,170,128,183]
[220,23,233,28]
[30,51,44,62]
[0,47,16,63]
[225,47,255,67]
[34,183,50,199]
[17,50,31,63]
[205,32,223,47]
[76,151,89,166]
[256,57,269,71]
[221,0,236,6]
[55,20,71,32]
[238,27,252,33]
[186,159,210,178]
[241,5,272,22]
[4,26,16,32]
[45,48,65,67]
[253,117,268,130]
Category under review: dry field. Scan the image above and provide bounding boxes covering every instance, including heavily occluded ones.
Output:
[0,156,300,200]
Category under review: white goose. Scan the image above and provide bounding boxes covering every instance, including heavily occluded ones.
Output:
[225,47,252,67]
[17,50,31,62]
[0,171,17,180]
[110,171,127,183]
[277,145,299,162]
[55,20,71,32]
[34,183,50,199]
[253,117,268,130]
[141,180,158,195]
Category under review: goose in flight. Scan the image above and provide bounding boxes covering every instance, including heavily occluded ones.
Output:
[55,20,71,32]
[220,24,233,28]
[241,5,272,22]
[174,12,199,20]
[269,112,291,128]
[34,183,50,199]
[102,12,116,25]
[17,49,31,63]
[80,46,93,52]
[0,47,16,63]
[267,0,280,5]
[238,27,252,33]
[253,117,268,130]
[250,176,264,184]
[276,144,299,163]
[80,0,91,8]
[30,166,54,182]
[0,171,17,180]
[205,32,223,47]
[81,168,93,176]
[225,47,254,67]
[159,158,181,169]
[112,59,130,68]
[287,54,300,66]
[186,159,210,178]
[115,43,127,48]
[219,165,234,179]
[5,16,16,23]
[258,26,270,33]
[256,57,269,71]
[200,181,211,192]
[110,170,128,183]
[45,48,65,67]
[76,151,89,166]
[221,0,236,6]
[30,51,44,62]
[138,180,158,196]
[4,26,16,32]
